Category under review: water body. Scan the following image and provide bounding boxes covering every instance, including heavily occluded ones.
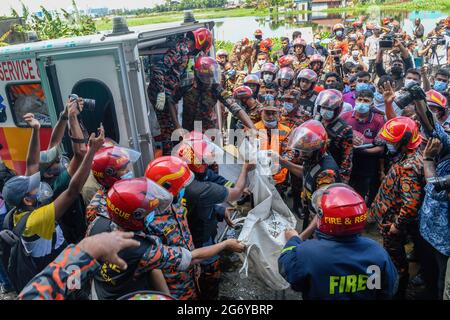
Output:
[203,10,448,43]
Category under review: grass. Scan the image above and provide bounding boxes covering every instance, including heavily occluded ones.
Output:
[95,1,450,31]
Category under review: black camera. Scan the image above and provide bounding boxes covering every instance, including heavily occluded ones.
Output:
[394,80,427,109]
[379,33,403,49]
[330,49,342,56]
[430,36,446,47]
[427,175,450,192]
[68,94,96,112]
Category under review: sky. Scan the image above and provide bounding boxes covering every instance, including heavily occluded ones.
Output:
[1,0,166,16]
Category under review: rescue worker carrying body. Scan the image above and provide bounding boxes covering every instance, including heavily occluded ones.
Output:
[280,120,341,229]
[89,177,245,300]
[278,184,398,300]
[295,69,320,118]
[254,94,291,196]
[174,132,253,300]
[369,116,425,300]
[148,28,212,156]
[315,89,354,183]
[259,62,279,97]
[173,56,255,132]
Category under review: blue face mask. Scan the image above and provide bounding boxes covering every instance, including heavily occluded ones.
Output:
[336,31,343,37]
[263,119,278,128]
[355,102,371,114]
[120,171,134,180]
[315,40,321,46]
[283,102,294,113]
[356,82,370,92]
[320,109,335,120]
[433,80,448,93]
[374,91,384,102]
[386,142,397,154]
[226,69,236,79]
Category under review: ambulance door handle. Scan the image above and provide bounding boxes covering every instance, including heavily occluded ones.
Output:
[137,132,152,144]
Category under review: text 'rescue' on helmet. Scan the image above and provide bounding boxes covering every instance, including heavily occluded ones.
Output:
[312,183,367,236]
[92,146,141,188]
[106,178,173,231]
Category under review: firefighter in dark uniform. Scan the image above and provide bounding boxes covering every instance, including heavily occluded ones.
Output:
[259,62,279,97]
[279,184,398,300]
[295,69,319,119]
[280,120,341,229]
[172,56,255,133]
[147,28,212,156]
[232,85,262,128]
[315,89,354,183]
[277,67,296,98]
[369,116,425,299]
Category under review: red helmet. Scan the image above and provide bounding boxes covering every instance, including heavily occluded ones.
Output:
[446,16,450,27]
[379,116,422,150]
[352,21,363,28]
[260,62,278,75]
[194,56,220,85]
[175,131,224,173]
[278,55,294,68]
[288,119,328,155]
[145,156,194,196]
[254,29,263,36]
[426,89,448,110]
[296,68,318,83]
[309,54,324,64]
[315,89,343,111]
[383,17,391,25]
[259,38,273,53]
[241,37,250,46]
[106,178,173,231]
[189,28,212,53]
[233,85,254,100]
[293,38,307,47]
[216,49,228,58]
[244,74,260,85]
[92,146,141,188]
[278,67,295,81]
[312,184,367,236]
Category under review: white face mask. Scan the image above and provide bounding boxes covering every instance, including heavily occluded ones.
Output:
[258,60,267,66]
[263,74,273,83]
[404,79,416,87]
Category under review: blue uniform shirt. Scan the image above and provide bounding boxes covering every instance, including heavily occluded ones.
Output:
[278,231,398,300]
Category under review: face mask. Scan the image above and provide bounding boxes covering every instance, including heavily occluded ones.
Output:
[320,109,335,120]
[433,80,448,93]
[263,119,278,128]
[258,60,266,66]
[374,91,384,102]
[145,211,156,229]
[315,40,321,46]
[386,142,397,154]
[352,50,359,58]
[336,31,343,37]
[355,102,371,114]
[391,66,403,76]
[284,102,294,113]
[324,82,341,90]
[263,74,273,83]
[225,69,236,79]
[356,82,370,92]
[120,171,134,180]
[404,79,416,88]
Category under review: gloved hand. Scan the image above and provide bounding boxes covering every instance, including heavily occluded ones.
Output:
[155,92,166,111]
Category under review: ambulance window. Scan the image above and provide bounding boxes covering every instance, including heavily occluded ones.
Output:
[71,79,119,143]
[6,83,51,127]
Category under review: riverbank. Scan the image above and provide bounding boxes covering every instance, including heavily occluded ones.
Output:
[95,1,450,31]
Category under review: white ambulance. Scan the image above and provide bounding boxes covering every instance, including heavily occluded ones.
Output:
[0,15,215,175]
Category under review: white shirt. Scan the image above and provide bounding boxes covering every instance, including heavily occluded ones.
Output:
[365,35,380,60]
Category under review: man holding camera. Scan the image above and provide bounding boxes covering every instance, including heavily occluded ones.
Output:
[409,82,450,300]
[420,26,450,76]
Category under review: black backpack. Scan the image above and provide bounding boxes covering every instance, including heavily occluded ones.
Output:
[0,209,38,292]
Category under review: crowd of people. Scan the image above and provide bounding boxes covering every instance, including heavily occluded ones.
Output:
[0,15,449,301]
